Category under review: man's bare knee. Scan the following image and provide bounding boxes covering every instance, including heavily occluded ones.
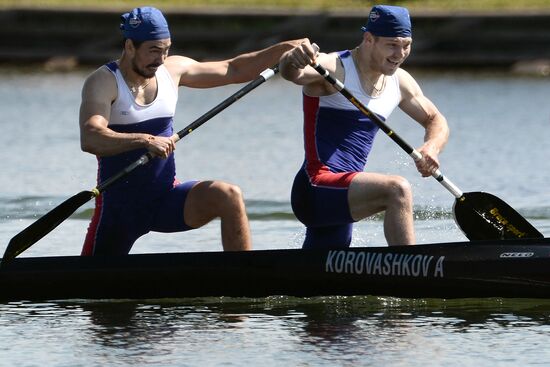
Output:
[389,176,413,203]
[211,182,245,212]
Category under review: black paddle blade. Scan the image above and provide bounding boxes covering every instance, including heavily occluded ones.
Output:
[453,191,543,241]
[1,190,95,265]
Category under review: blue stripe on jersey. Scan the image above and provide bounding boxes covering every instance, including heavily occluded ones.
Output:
[98,116,175,192]
[315,106,380,173]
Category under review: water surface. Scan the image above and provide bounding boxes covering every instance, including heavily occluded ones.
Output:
[0,67,549,366]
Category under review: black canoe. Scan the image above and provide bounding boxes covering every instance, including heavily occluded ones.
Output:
[2,237,550,302]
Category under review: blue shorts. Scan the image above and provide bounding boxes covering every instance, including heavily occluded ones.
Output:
[82,180,198,255]
[291,169,355,249]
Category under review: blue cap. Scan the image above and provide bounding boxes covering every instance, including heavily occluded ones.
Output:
[361,5,412,38]
[120,7,171,41]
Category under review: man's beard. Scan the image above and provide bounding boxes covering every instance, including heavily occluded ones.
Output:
[132,59,159,78]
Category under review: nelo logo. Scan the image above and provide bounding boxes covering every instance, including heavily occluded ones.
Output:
[499,252,534,258]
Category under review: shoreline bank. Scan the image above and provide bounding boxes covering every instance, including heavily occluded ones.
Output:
[1,8,550,73]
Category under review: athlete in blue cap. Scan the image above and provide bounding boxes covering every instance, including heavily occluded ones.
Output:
[280,5,450,248]
[79,7,306,255]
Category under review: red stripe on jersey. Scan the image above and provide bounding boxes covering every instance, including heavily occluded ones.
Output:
[81,194,103,256]
[302,94,357,188]
[81,158,102,256]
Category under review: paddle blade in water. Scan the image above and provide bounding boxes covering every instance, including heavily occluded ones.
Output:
[453,191,543,241]
[1,190,95,264]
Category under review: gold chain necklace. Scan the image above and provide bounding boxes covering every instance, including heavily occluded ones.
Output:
[352,48,386,96]
[128,79,151,94]
[369,74,386,94]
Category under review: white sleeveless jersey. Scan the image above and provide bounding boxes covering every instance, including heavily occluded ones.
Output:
[319,50,401,119]
[106,62,178,126]
[96,62,179,192]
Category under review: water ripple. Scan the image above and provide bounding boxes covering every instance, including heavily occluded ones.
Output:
[2,196,549,223]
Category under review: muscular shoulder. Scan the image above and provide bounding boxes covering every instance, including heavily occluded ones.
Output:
[84,66,116,87]
[303,52,342,97]
[82,65,117,103]
[163,55,196,74]
[395,68,422,99]
[164,55,237,88]
[163,55,203,85]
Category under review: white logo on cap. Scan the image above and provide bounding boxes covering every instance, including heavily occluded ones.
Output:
[129,16,141,28]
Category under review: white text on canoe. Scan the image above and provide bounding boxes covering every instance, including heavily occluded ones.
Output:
[325,251,445,278]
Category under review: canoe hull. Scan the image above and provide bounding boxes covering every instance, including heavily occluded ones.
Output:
[2,238,550,301]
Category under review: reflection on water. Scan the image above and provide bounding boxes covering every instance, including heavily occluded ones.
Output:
[2,296,550,365]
